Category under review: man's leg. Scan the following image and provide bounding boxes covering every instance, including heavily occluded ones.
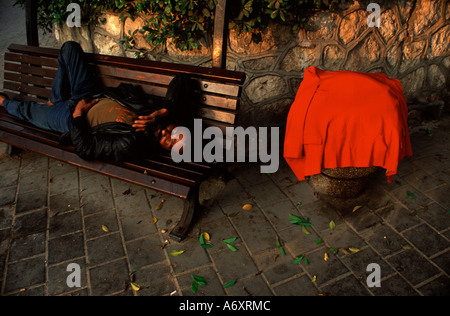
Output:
[1,98,73,133]
[50,41,100,105]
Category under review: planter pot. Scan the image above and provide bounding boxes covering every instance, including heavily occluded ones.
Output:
[308,167,379,199]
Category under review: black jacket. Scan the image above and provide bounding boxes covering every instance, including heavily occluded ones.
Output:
[60,74,197,162]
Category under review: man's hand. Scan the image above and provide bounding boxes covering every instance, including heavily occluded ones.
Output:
[133,108,168,132]
[73,98,100,118]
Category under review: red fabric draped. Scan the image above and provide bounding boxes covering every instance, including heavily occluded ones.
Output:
[284,67,412,183]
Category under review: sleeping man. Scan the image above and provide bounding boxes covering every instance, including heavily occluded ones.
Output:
[0,41,193,162]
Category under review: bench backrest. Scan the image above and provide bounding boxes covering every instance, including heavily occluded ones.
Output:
[3,44,245,135]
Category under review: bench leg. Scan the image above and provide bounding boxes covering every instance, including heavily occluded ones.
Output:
[169,188,198,242]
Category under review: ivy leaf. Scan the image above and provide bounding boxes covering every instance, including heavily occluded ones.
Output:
[223,279,237,288]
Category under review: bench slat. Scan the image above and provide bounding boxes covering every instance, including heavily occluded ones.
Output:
[5,62,58,79]
[7,44,245,85]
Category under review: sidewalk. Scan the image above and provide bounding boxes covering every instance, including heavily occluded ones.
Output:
[0,2,449,297]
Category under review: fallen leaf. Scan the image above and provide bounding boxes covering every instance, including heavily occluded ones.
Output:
[402,244,412,250]
[102,225,109,233]
[242,204,253,211]
[222,237,238,244]
[329,220,336,230]
[315,238,324,244]
[155,200,165,210]
[349,247,360,253]
[339,248,350,255]
[407,191,417,200]
[192,275,207,286]
[352,206,363,213]
[170,250,185,256]
[223,279,237,288]
[191,281,198,293]
[293,255,304,265]
[228,211,240,217]
[203,232,211,241]
[152,217,158,224]
[226,243,238,252]
[130,282,140,291]
[302,226,311,235]
[289,214,312,227]
[312,275,317,283]
[324,252,329,261]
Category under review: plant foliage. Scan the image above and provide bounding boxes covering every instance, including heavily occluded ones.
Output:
[14,0,340,51]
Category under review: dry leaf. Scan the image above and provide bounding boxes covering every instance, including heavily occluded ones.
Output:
[170,250,185,256]
[352,206,363,213]
[130,282,140,291]
[242,204,253,211]
[102,225,109,233]
[152,217,158,224]
[329,220,336,230]
[349,247,360,253]
[155,201,164,211]
[312,275,317,283]
[324,252,329,262]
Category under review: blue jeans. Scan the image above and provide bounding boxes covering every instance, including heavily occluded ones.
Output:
[3,41,100,133]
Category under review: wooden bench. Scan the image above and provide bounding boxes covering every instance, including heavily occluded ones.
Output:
[0,43,245,242]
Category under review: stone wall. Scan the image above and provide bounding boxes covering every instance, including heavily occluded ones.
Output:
[54,0,450,128]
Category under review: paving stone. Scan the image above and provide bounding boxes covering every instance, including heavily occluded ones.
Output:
[360,224,411,257]
[13,209,47,238]
[375,202,422,232]
[8,232,45,262]
[134,262,176,296]
[387,249,441,286]
[126,234,166,269]
[88,259,131,296]
[49,210,83,238]
[273,274,318,296]
[210,247,259,282]
[48,232,85,265]
[402,224,449,257]
[86,233,125,266]
[84,210,119,239]
[49,190,80,216]
[177,266,226,296]
[417,275,450,296]
[253,248,302,285]
[319,274,372,296]
[15,190,47,214]
[81,190,115,215]
[369,273,420,296]
[4,256,46,293]
[47,258,87,296]
[300,247,350,287]
[432,250,450,276]
[0,186,16,208]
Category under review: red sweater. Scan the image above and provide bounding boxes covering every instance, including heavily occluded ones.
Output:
[284,67,412,183]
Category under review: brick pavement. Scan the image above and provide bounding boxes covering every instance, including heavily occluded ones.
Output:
[0,0,449,297]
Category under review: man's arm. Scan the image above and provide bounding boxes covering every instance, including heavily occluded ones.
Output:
[132,108,169,132]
